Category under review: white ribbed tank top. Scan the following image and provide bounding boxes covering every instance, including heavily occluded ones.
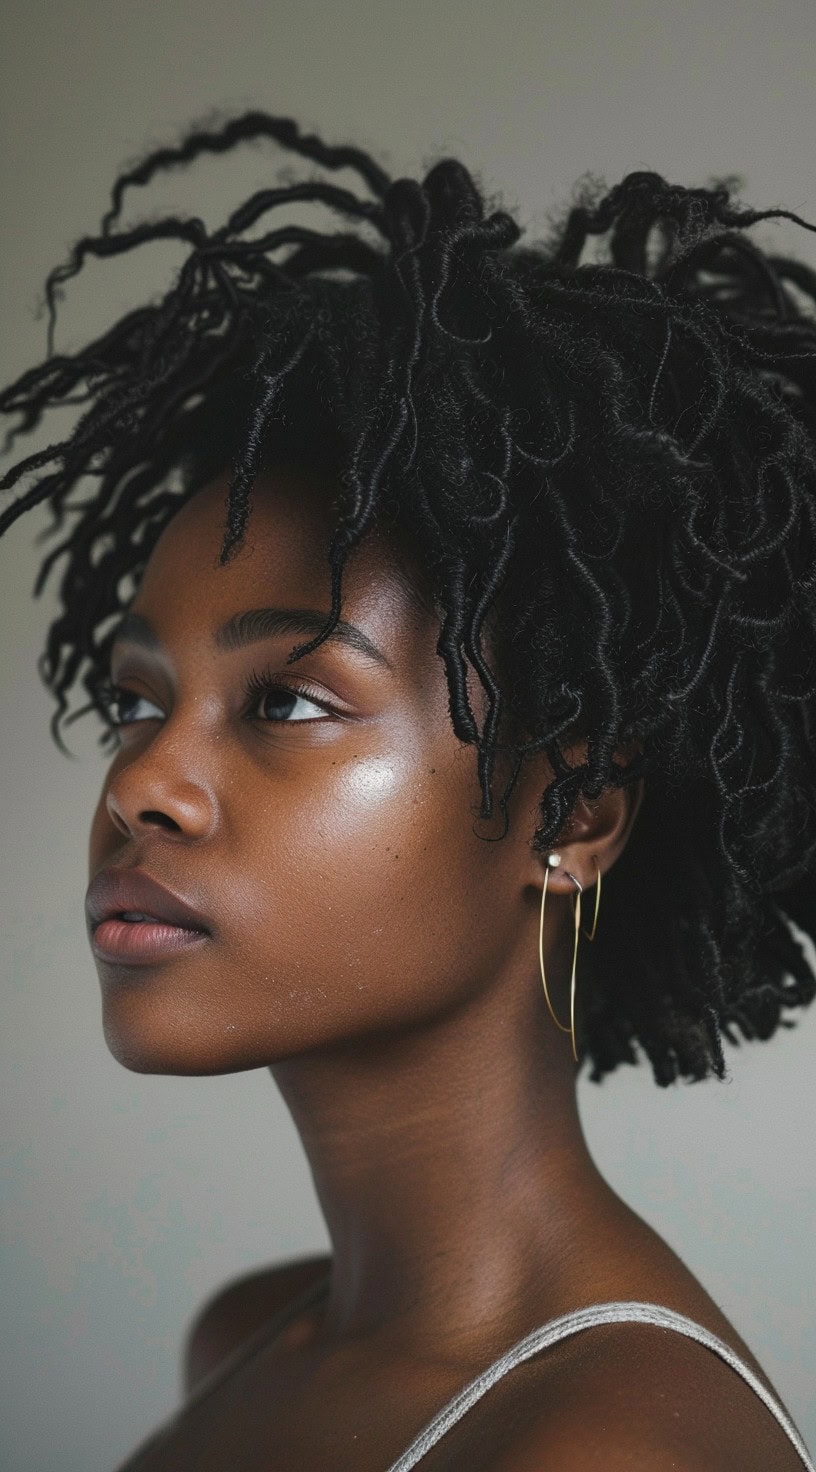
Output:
[282,1276,815,1471]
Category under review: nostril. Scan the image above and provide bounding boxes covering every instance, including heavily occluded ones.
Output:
[140,810,183,832]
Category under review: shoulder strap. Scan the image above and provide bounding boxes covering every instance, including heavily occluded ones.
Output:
[385,1300,815,1472]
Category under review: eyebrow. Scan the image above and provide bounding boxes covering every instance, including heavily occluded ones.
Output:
[110,607,394,671]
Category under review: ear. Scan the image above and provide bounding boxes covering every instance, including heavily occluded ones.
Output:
[522,757,644,898]
[545,776,643,895]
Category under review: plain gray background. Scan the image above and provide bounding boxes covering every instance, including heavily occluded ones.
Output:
[2,1,815,1468]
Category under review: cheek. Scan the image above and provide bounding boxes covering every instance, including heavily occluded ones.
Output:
[91,735,524,1073]
[227,744,515,1039]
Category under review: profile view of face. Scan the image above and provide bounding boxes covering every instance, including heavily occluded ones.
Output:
[87,465,544,1075]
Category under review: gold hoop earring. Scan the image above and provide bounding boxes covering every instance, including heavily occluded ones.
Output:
[581,859,601,942]
[539,854,582,1063]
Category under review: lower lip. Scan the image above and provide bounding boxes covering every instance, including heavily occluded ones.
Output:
[91,918,210,964]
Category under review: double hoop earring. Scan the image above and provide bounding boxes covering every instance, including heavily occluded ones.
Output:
[538,855,601,1063]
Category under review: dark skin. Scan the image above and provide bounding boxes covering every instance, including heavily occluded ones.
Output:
[89,466,803,1471]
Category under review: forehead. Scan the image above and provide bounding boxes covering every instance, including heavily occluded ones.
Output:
[131,464,434,652]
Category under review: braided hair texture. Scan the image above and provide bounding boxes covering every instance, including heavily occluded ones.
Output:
[3,112,816,1087]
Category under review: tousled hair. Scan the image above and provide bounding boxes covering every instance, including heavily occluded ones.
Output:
[3,111,816,1085]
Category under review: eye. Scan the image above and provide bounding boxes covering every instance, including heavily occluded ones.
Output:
[97,680,163,727]
[242,667,333,723]
[95,670,336,730]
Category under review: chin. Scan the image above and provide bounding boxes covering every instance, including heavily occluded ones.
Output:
[100,997,271,1076]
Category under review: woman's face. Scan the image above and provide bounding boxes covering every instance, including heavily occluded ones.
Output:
[87,465,545,1073]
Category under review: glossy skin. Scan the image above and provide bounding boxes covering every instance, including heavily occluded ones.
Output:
[88,467,803,1471]
[91,462,584,1077]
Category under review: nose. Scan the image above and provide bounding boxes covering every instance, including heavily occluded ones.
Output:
[104,733,218,841]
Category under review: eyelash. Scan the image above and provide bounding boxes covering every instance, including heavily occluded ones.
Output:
[241,666,333,722]
[96,668,335,727]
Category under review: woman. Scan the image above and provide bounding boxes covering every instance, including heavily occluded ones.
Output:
[2,112,815,1469]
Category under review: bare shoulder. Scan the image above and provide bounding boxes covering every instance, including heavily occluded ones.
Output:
[182,1251,331,1396]
[472,1317,806,1472]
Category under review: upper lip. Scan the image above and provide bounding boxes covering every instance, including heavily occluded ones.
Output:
[85,868,212,934]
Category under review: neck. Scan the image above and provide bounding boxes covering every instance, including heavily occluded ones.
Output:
[272,967,614,1356]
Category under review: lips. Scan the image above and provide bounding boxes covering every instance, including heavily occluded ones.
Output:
[85,867,212,935]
